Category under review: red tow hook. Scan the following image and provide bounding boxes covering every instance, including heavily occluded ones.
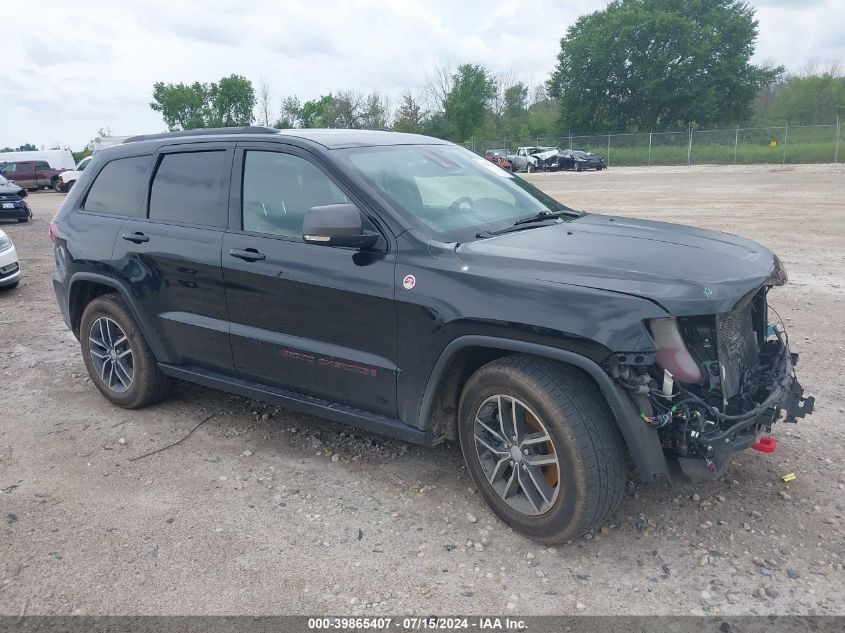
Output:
[751,436,777,453]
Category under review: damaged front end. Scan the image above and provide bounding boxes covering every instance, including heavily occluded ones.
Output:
[610,285,814,480]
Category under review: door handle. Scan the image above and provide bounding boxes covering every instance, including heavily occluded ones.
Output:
[121,232,150,243]
[228,248,266,262]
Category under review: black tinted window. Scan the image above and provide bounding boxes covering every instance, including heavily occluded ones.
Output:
[83,156,150,216]
[149,151,227,227]
[242,151,348,237]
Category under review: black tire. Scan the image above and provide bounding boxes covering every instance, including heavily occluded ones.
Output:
[526,163,535,173]
[575,163,582,172]
[17,218,28,223]
[458,355,625,543]
[0,281,18,290]
[80,293,171,409]
[53,179,63,192]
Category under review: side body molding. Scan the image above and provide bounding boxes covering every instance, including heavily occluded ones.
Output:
[418,335,669,482]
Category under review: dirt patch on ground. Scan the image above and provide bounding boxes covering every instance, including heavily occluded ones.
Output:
[0,164,842,616]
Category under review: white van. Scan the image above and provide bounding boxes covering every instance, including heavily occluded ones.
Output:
[0,149,75,171]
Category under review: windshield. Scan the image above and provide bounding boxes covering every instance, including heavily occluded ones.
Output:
[338,144,580,243]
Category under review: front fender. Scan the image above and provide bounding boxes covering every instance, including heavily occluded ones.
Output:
[418,335,669,482]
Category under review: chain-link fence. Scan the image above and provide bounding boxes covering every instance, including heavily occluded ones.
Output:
[464,120,843,167]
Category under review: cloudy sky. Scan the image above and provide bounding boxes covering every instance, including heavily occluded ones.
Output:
[3,0,842,150]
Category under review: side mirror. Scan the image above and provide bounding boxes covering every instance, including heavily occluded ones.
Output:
[303,204,378,249]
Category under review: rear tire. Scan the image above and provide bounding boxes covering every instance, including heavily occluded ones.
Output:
[458,355,625,543]
[80,293,171,409]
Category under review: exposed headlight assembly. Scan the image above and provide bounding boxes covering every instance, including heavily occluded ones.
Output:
[0,235,12,252]
[649,317,703,383]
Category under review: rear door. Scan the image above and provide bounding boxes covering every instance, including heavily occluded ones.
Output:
[222,144,398,416]
[111,144,235,373]
[33,161,52,187]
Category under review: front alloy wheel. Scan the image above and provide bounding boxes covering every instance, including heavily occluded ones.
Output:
[474,395,560,515]
[459,355,626,543]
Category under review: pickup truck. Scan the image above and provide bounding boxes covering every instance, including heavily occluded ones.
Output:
[57,156,93,193]
[507,147,541,173]
[0,160,67,192]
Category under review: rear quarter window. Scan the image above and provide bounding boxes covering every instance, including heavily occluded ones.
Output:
[82,156,151,216]
[148,151,228,227]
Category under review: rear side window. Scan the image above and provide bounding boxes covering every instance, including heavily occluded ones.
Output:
[149,151,227,227]
[83,156,150,216]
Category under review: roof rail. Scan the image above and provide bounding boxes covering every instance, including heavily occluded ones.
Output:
[124,127,278,144]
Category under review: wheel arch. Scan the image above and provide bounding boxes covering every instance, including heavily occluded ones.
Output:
[418,335,669,482]
[68,272,170,362]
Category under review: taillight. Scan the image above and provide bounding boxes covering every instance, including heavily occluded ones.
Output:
[649,317,703,383]
[49,220,59,243]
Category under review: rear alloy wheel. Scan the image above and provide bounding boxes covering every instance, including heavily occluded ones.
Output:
[458,355,625,543]
[80,293,171,408]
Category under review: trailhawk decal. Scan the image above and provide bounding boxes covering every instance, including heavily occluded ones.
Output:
[279,349,378,377]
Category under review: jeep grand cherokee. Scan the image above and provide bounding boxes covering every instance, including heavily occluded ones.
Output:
[50,127,813,543]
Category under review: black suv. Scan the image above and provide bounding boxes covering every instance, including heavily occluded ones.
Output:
[51,127,813,542]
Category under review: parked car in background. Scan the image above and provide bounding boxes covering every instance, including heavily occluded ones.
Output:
[507,146,542,172]
[0,149,75,171]
[51,127,813,543]
[558,149,606,171]
[0,175,31,222]
[57,156,93,192]
[483,149,512,171]
[532,147,564,171]
[0,229,20,289]
[0,160,67,191]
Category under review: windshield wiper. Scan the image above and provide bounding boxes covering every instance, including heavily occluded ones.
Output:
[513,209,580,225]
[475,210,578,239]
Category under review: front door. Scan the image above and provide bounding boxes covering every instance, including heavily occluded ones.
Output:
[222,146,398,417]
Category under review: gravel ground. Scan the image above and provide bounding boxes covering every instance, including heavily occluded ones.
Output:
[0,164,842,616]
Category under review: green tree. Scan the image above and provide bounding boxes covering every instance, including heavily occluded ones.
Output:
[207,75,256,127]
[548,0,781,132]
[443,64,497,141]
[150,81,210,130]
[754,64,845,125]
[274,96,302,128]
[503,82,529,119]
[298,95,337,128]
[150,75,255,130]
[393,91,426,133]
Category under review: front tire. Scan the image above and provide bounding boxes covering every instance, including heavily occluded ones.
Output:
[458,355,625,543]
[526,163,535,173]
[80,293,171,409]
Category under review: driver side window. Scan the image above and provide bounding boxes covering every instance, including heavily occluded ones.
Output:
[242,151,348,238]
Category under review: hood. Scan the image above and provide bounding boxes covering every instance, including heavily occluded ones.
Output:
[0,181,23,196]
[455,214,785,316]
[534,149,559,160]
